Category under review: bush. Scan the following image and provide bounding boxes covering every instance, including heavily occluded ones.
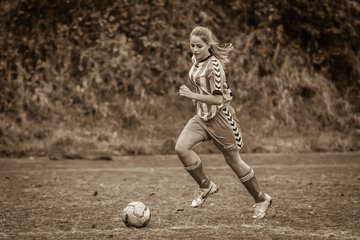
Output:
[1,0,359,156]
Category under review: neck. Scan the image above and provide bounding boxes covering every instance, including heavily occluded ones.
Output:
[197,54,212,63]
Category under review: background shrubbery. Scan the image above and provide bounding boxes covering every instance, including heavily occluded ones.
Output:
[1,0,359,158]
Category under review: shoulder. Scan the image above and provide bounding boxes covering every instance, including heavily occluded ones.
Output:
[207,56,222,70]
[206,56,223,75]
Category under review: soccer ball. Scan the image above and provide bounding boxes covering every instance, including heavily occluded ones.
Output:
[121,201,151,228]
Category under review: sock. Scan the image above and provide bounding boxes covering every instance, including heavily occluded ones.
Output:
[239,168,266,203]
[184,158,210,189]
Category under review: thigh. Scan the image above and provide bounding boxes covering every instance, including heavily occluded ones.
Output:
[176,116,209,150]
[206,106,243,152]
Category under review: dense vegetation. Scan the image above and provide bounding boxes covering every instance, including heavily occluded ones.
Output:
[1,0,359,158]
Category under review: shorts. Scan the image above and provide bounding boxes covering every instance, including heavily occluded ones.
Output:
[183,105,243,152]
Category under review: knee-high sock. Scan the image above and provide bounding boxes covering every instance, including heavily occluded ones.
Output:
[240,168,266,203]
[184,158,210,189]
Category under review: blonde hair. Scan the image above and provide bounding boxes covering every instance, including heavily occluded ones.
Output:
[190,26,234,66]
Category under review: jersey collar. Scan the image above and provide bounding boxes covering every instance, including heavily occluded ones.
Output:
[195,54,213,67]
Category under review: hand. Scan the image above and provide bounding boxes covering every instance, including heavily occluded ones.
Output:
[179,85,193,99]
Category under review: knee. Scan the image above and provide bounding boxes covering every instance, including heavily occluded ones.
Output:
[174,141,187,157]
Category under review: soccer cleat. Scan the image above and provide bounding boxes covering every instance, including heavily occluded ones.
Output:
[252,193,272,219]
[191,181,218,208]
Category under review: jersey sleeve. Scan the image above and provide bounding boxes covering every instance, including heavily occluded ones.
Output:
[206,59,225,96]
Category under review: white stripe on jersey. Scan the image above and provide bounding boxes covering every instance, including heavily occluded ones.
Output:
[189,55,230,121]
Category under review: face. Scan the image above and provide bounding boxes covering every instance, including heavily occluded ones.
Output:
[190,35,210,62]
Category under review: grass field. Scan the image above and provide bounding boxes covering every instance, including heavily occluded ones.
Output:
[0,152,359,240]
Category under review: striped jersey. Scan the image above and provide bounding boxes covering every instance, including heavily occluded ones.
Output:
[188,55,233,121]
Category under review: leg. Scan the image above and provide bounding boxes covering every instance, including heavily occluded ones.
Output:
[175,127,210,188]
[175,119,218,207]
[222,150,265,202]
[223,150,272,218]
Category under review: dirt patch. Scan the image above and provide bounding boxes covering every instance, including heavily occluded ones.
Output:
[0,152,359,239]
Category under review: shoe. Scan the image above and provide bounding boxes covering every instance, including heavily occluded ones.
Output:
[191,181,218,208]
[252,193,272,219]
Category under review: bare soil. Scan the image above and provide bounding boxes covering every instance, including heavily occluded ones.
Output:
[0,152,359,240]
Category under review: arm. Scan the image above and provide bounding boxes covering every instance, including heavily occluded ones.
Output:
[179,85,223,105]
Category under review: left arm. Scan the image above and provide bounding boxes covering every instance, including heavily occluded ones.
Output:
[179,85,223,105]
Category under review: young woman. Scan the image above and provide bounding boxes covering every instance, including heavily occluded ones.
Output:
[175,26,272,219]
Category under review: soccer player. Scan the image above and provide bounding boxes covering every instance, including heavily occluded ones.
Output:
[175,26,272,219]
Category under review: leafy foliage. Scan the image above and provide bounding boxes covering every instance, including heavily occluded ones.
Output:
[280,0,360,107]
[1,0,359,156]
